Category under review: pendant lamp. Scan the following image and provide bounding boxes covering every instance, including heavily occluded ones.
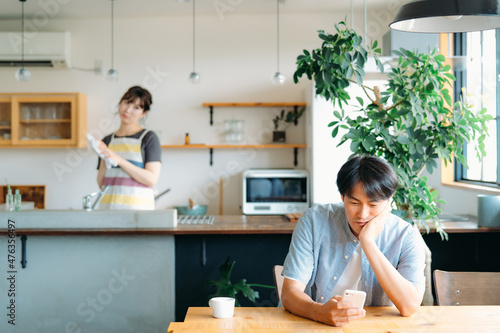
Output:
[189,0,200,84]
[15,0,31,82]
[390,0,500,33]
[107,0,118,81]
[271,0,285,85]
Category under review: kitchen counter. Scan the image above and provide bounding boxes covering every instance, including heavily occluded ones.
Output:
[1,212,499,235]
[0,214,293,235]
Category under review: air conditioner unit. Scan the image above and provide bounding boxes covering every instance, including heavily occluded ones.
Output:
[0,31,70,68]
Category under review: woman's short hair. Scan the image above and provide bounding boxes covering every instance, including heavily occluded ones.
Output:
[336,155,398,201]
[120,86,153,112]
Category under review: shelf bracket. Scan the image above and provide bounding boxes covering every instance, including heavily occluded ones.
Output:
[209,148,214,166]
[21,235,27,269]
[209,106,214,126]
[294,105,299,126]
[293,148,298,167]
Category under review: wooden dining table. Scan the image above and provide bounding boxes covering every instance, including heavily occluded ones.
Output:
[167,306,500,332]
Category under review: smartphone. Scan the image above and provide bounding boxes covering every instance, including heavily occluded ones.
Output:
[341,290,366,309]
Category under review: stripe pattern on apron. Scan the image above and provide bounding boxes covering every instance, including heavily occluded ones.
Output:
[99,130,155,210]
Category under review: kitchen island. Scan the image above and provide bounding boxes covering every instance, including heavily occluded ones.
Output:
[1,212,499,331]
[0,210,178,333]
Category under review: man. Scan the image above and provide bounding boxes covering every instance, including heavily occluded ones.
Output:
[281,155,426,327]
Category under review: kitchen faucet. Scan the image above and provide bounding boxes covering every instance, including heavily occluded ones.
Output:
[82,185,110,211]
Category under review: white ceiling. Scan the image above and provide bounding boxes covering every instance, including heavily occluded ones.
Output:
[0,0,393,19]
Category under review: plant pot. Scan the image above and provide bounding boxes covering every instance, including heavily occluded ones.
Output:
[273,131,286,143]
[477,195,500,227]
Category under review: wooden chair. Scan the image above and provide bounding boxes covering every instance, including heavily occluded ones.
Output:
[273,265,284,302]
[434,270,500,306]
[421,241,434,306]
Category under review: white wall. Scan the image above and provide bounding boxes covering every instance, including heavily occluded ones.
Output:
[0,10,389,214]
[309,80,388,206]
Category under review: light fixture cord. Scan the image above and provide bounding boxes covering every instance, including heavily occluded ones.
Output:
[363,0,367,49]
[111,0,114,69]
[350,0,354,29]
[21,0,25,69]
[276,0,280,72]
[192,0,196,72]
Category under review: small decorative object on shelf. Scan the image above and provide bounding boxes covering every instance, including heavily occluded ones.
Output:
[185,133,190,145]
[224,119,244,144]
[272,107,305,143]
[273,131,286,143]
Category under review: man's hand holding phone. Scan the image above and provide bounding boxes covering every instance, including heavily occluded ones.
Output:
[341,289,366,309]
[315,290,366,327]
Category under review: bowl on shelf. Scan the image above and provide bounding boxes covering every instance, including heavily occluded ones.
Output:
[174,205,207,216]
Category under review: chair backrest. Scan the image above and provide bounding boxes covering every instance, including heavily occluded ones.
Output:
[434,270,500,306]
[421,240,433,306]
[273,265,284,303]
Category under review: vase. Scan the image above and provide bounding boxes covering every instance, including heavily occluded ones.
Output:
[273,131,286,143]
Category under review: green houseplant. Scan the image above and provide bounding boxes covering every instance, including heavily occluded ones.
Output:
[272,107,305,142]
[208,258,275,306]
[293,21,493,237]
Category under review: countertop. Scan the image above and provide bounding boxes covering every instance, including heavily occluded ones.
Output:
[0,213,499,236]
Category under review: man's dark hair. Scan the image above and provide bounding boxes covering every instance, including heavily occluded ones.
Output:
[336,155,398,201]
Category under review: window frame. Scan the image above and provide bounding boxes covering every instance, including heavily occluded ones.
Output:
[441,30,500,194]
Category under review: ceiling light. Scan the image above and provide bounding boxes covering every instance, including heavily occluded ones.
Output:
[390,0,500,33]
[15,0,31,82]
[189,0,200,84]
[107,0,118,81]
[271,0,285,85]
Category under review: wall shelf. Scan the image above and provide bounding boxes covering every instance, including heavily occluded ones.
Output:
[202,102,307,125]
[162,144,307,166]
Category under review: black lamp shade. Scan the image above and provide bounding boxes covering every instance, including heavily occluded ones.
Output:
[390,0,500,33]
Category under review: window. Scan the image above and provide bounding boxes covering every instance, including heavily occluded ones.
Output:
[454,30,499,188]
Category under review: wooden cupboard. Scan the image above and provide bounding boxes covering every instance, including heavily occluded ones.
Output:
[0,92,87,148]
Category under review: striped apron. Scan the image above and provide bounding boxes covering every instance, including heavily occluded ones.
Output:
[99,130,155,210]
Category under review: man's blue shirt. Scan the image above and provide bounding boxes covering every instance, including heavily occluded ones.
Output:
[282,203,426,306]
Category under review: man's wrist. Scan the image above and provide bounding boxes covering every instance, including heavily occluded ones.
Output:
[310,301,322,322]
[359,237,377,251]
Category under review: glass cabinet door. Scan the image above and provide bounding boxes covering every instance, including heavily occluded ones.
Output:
[0,98,12,144]
[13,96,76,146]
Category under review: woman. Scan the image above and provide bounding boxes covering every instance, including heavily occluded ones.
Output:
[96,86,161,210]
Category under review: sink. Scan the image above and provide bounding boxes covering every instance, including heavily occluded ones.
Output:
[0,209,177,229]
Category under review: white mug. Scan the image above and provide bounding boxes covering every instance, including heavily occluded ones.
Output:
[208,297,235,319]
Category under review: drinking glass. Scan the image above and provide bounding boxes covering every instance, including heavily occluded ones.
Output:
[21,105,31,120]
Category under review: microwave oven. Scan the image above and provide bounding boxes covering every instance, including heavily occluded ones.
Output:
[242,169,310,215]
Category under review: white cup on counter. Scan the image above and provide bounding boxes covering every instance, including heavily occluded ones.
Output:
[208,297,235,319]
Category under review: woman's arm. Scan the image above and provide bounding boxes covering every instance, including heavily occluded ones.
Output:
[97,160,106,188]
[98,140,161,187]
[115,160,161,187]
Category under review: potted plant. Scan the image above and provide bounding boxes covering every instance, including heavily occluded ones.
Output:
[272,107,305,143]
[207,257,275,306]
[293,21,493,238]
